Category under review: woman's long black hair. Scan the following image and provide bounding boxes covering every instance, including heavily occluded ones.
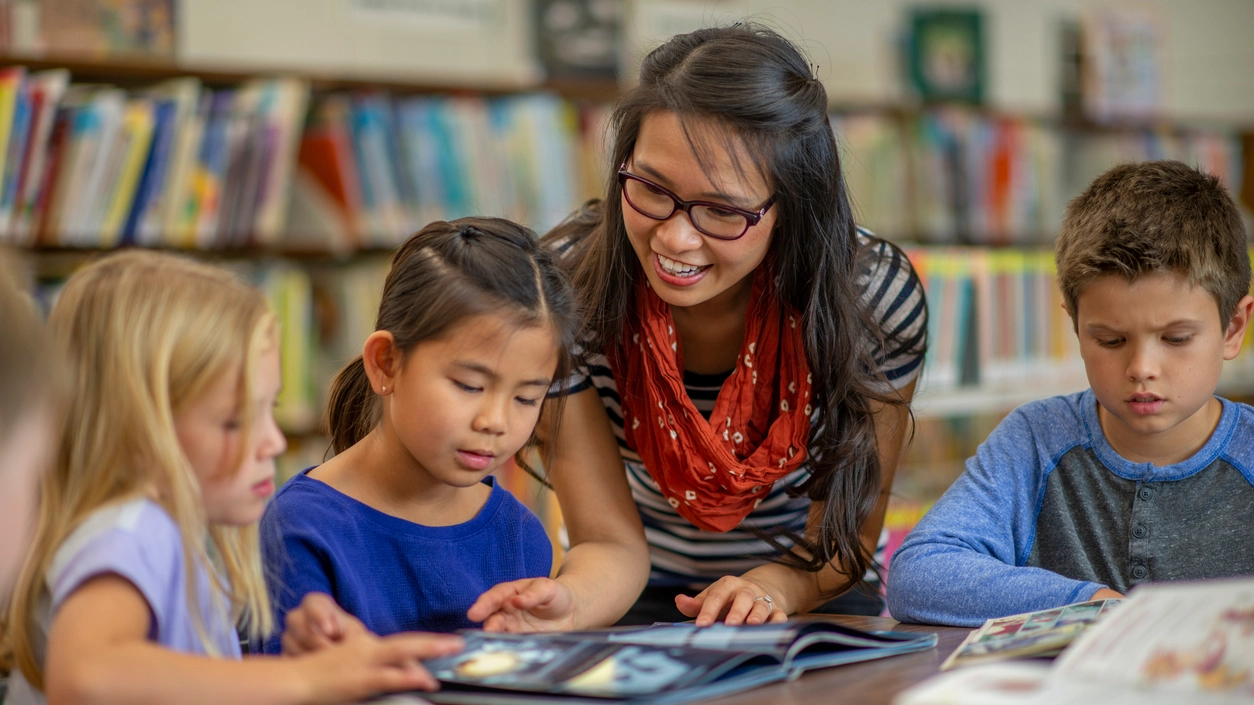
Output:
[543,24,927,590]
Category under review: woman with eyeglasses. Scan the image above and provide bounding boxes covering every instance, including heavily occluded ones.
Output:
[468,23,928,630]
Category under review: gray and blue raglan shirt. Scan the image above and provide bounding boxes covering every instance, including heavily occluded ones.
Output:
[886,389,1254,627]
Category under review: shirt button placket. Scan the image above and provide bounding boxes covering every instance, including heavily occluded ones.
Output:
[1129,483,1154,585]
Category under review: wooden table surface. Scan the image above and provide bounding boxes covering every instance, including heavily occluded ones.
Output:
[698,615,971,705]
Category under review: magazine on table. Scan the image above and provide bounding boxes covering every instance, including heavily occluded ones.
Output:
[941,598,1123,670]
[417,617,938,704]
[897,577,1254,705]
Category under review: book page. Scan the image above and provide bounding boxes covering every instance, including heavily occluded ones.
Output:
[896,662,1249,705]
[1053,578,1254,698]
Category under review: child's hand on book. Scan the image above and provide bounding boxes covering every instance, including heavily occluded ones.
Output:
[294,630,464,703]
[1091,588,1125,600]
[282,591,370,655]
[468,577,576,632]
[677,576,789,627]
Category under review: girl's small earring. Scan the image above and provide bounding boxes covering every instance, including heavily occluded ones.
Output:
[380,386,388,394]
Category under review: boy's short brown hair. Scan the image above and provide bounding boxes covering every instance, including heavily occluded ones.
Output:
[1055,160,1250,324]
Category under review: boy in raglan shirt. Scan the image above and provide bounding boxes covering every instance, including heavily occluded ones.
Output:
[887,160,1254,626]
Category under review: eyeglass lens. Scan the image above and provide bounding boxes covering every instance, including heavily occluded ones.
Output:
[622,177,751,240]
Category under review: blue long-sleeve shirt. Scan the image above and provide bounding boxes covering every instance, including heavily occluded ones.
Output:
[258,471,552,652]
[887,390,1254,626]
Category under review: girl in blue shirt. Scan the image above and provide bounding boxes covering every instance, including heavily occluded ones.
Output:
[260,217,580,650]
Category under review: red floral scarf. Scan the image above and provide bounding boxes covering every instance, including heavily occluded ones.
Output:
[608,271,813,532]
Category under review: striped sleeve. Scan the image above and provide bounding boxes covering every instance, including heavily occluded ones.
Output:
[857,229,928,390]
[553,342,594,396]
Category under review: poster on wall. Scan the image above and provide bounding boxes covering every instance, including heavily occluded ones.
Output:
[39,0,176,57]
[534,0,621,80]
[906,8,985,105]
[1081,7,1164,123]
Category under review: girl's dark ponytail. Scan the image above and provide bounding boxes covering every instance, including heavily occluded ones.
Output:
[325,356,377,455]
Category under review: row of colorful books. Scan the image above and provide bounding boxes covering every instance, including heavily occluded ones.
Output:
[834,108,1245,245]
[0,68,310,249]
[906,247,1254,400]
[0,65,603,251]
[906,247,1082,395]
[290,91,588,250]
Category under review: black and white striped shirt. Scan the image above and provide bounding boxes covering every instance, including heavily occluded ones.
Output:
[566,229,927,588]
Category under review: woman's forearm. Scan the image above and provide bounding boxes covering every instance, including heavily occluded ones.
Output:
[545,388,652,629]
[746,379,918,617]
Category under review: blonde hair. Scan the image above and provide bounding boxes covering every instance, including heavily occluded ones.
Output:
[4,250,277,689]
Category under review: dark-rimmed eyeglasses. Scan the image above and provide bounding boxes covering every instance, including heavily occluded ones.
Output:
[617,165,775,241]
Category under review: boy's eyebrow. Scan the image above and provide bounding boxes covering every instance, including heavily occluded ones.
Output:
[633,160,755,208]
[1084,319,1206,332]
[453,361,551,388]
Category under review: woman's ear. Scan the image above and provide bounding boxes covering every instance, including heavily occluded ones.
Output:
[362,331,399,395]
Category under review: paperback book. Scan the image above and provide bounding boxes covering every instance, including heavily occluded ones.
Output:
[420,617,938,704]
[941,598,1122,670]
[898,578,1254,705]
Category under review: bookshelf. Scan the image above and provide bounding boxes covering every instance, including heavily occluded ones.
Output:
[0,52,623,100]
[0,53,606,553]
[4,51,1251,560]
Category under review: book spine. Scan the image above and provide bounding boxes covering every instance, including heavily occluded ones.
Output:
[0,77,31,239]
[100,99,156,246]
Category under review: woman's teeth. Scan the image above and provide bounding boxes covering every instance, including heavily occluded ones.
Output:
[658,254,706,277]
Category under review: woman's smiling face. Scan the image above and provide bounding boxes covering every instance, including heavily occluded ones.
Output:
[622,111,777,311]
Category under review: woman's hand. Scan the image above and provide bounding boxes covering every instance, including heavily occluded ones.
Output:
[281,592,370,655]
[675,575,789,627]
[467,577,576,632]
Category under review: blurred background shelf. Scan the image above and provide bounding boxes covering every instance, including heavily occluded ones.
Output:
[3,0,1254,562]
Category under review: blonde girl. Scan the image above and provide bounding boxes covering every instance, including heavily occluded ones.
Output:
[3,251,460,705]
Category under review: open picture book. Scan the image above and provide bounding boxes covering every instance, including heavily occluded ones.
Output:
[898,577,1254,705]
[418,617,938,704]
[941,597,1123,669]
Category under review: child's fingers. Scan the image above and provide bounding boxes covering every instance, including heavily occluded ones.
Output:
[376,633,464,663]
[282,612,332,655]
[281,629,316,656]
[508,579,554,610]
[282,592,350,655]
[302,592,345,639]
[481,613,507,632]
[368,662,439,694]
[466,581,524,622]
